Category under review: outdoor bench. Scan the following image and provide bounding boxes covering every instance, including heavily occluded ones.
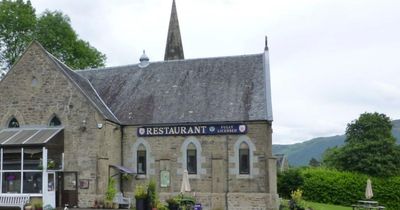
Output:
[114,192,131,209]
[0,194,30,210]
[352,204,385,210]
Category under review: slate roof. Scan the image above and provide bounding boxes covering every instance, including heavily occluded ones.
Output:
[76,54,272,125]
[46,52,120,123]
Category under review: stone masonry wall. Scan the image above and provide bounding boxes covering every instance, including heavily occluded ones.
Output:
[122,121,278,210]
[0,43,121,208]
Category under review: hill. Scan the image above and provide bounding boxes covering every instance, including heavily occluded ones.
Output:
[273,119,400,166]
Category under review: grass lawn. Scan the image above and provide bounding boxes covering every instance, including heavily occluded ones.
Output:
[281,199,352,210]
[306,201,352,210]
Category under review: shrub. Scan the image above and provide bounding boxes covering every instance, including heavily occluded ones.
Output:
[134,184,147,200]
[299,167,400,210]
[278,168,304,198]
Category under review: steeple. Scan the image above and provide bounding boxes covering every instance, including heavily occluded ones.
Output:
[164,0,184,61]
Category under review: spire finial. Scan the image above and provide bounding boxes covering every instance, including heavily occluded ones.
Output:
[139,50,150,68]
[164,0,184,61]
[265,36,269,51]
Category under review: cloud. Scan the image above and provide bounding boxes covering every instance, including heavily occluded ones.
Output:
[29,0,400,144]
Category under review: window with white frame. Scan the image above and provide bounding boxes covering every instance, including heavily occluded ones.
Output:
[239,142,250,174]
[137,144,146,174]
[186,143,197,174]
[1,148,43,194]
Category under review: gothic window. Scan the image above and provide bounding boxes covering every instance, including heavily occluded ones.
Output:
[187,143,197,174]
[239,142,250,174]
[137,144,146,174]
[8,118,19,128]
[49,116,61,127]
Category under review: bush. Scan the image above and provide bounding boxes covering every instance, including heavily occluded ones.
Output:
[278,168,304,199]
[298,167,400,210]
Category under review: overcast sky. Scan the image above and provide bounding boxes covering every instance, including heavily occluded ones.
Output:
[29,0,400,144]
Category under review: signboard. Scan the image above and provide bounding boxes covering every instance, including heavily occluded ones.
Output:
[137,124,247,137]
[160,170,170,188]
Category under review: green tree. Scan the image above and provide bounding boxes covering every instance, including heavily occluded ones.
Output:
[0,0,106,73]
[308,157,320,167]
[0,0,36,70]
[36,10,106,69]
[323,112,400,177]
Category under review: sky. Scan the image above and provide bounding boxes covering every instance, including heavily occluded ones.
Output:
[29,0,400,144]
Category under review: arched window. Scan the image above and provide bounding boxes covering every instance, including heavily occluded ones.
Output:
[187,143,197,174]
[239,142,250,174]
[49,116,61,127]
[137,144,146,174]
[8,117,20,128]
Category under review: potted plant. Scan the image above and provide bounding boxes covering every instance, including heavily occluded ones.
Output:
[147,179,157,210]
[32,199,43,210]
[24,203,32,210]
[135,184,147,210]
[166,198,179,210]
[105,178,117,208]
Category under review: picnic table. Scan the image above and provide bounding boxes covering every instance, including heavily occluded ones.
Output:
[351,200,385,210]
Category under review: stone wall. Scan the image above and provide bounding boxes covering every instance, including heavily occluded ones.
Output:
[0,43,122,208]
[122,122,278,209]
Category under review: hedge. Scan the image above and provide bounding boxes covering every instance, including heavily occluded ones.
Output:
[278,167,400,210]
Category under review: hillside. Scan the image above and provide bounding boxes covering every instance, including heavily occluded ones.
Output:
[273,119,400,166]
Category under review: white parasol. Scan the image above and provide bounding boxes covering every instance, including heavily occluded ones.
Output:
[365,178,373,200]
[180,169,191,193]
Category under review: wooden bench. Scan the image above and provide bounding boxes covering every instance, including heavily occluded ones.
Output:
[113,192,131,209]
[352,204,385,210]
[0,194,30,210]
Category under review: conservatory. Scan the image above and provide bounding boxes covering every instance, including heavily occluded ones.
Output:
[0,127,64,207]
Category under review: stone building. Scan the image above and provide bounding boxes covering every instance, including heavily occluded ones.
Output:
[0,0,278,209]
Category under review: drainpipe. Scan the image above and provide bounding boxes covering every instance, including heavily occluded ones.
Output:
[225,136,229,210]
[120,124,125,193]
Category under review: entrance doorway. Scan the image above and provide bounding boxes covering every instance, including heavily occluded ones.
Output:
[57,172,78,208]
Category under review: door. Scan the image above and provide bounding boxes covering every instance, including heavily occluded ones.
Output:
[60,172,78,208]
[43,172,56,208]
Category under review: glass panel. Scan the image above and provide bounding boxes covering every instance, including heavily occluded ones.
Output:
[3,149,21,170]
[23,172,42,193]
[48,173,55,191]
[8,118,19,128]
[2,172,21,193]
[49,116,61,127]
[239,148,250,174]
[187,149,197,174]
[137,150,146,174]
[23,148,42,170]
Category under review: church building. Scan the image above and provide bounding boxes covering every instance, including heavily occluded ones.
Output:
[0,1,278,209]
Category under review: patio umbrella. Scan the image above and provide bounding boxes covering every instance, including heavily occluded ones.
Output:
[180,169,191,193]
[365,178,373,200]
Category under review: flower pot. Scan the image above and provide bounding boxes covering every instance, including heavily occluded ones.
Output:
[136,198,146,210]
[24,206,32,210]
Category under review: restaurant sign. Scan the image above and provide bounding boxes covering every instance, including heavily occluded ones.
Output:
[137,124,247,137]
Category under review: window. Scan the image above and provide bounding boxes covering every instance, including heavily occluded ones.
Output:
[8,118,19,128]
[239,142,250,174]
[187,143,197,174]
[1,148,43,194]
[137,144,146,174]
[49,116,61,127]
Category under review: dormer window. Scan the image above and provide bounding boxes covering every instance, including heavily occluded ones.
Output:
[8,118,20,128]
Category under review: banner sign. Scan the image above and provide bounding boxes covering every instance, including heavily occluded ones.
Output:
[137,124,247,137]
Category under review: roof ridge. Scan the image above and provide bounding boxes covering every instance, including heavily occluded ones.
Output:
[78,53,263,72]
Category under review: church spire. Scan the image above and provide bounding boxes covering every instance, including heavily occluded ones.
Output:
[164,0,184,61]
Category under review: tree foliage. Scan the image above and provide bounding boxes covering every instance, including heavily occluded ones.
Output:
[0,0,106,73]
[323,112,400,177]
[308,157,321,167]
